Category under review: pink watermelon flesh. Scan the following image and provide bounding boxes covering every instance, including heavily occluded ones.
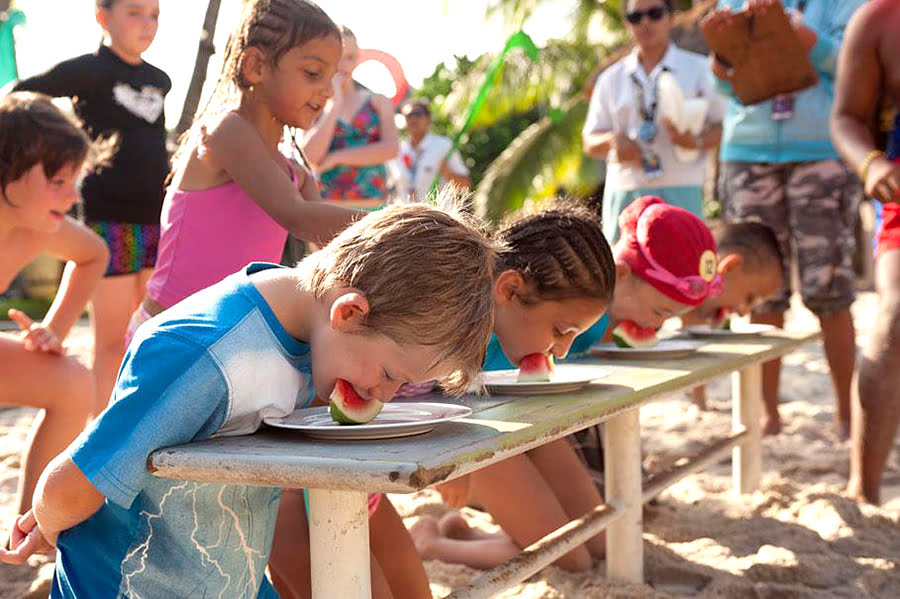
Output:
[612,321,658,348]
[329,379,384,425]
[517,353,554,382]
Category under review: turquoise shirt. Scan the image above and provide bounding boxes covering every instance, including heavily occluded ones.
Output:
[713,0,864,164]
[482,314,611,371]
[0,9,25,88]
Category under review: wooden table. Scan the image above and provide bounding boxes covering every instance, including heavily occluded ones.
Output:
[149,330,820,598]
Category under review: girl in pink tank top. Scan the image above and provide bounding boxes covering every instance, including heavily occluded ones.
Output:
[131,3,360,335]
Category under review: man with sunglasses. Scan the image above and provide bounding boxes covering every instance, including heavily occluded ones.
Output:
[830,0,900,505]
[394,99,471,202]
[583,0,725,243]
[711,0,865,440]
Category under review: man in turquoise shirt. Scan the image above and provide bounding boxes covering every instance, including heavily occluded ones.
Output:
[710,0,864,439]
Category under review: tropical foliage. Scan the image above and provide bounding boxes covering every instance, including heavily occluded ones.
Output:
[413,0,705,223]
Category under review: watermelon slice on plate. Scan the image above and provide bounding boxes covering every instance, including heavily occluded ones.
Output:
[517,353,555,382]
[611,321,659,348]
[329,379,384,425]
[710,307,731,330]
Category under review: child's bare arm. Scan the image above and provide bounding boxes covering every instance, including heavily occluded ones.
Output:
[204,114,361,244]
[32,453,105,546]
[38,217,108,340]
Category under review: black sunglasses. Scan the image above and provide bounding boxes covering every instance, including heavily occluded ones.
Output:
[404,110,428,118]
[624,5,669,25]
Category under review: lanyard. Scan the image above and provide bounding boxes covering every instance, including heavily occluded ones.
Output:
[630,66,669,123]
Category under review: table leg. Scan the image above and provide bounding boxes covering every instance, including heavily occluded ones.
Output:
[732,365,762,494]
[308,488,371,599]
[603,409,643,583]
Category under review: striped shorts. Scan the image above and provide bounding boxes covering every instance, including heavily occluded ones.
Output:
[86,221,160,277]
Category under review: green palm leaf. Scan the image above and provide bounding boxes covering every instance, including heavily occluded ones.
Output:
[441,39,601,133]
[474,98,604,224]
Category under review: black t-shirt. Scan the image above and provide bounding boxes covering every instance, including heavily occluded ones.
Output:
[15,45,171,224]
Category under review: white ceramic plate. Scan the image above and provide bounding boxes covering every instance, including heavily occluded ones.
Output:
[681,323,777,338]
[263,402,473,440]
[589,339,704,359]
[480,364,611,395]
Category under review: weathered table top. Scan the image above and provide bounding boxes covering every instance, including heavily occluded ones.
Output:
[148,330,820,493]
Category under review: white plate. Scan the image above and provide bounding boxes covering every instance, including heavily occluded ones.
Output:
[480,364,611,395]
[263,402,473,440]
[681,323,777,338]
[590,339,704,359]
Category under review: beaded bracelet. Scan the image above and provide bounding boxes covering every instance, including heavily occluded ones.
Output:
[859,149,887,183]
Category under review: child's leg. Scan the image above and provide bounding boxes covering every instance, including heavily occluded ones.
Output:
[0,335,93,515]
[90,273,143,413]
[369,497,430,599]
[525,438,606,558]
[409,514,520,570]
[468,453,593,571]
[680,311,709,409]
[269,489,311,598]
[753,312,785,435]
[269,489,396,599]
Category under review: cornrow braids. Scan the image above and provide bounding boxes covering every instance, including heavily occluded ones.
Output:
[495,204,616,306]
[171,0,339,172]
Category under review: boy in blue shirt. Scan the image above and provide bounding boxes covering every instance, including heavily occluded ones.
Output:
[0,204,497,598]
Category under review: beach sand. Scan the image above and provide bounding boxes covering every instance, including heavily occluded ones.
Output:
[1,292,898,598]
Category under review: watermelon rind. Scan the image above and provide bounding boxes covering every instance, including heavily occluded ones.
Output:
[611,325,658,349]
[329,380,385,425]
[329,397,384,425]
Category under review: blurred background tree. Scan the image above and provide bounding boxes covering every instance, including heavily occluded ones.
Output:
[411,0,712,224]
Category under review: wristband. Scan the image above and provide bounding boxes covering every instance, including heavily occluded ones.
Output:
[859,150,886,183]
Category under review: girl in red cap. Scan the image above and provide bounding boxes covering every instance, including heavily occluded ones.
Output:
[605,195,723,335]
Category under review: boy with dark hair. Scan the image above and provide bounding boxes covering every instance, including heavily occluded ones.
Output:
[688,221,784,412]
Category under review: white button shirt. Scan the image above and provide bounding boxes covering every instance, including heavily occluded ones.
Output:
[583,43,725,191]
[394,133,470,201]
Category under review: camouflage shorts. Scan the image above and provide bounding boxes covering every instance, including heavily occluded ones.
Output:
[719,159,860,315]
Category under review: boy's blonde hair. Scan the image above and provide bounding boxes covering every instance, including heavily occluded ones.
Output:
[298,201,498,394]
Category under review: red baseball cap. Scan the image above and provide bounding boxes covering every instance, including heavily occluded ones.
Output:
[616,196,720,306]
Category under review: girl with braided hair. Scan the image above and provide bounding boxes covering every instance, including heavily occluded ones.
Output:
[410,197,722,571]
[128,0,360,342]
[408,204,617,572]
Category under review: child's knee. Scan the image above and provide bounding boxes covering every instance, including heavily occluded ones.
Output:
[556,545,593,572]
[60,361,95,416]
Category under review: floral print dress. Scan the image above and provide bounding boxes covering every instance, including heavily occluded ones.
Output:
[318,96,388,201]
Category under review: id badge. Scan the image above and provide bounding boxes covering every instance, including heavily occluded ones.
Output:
[771,94,795,121]
[638,120,658,143]
[641,149,663,180]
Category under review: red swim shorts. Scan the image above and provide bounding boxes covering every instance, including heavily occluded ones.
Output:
[876,158,900,257]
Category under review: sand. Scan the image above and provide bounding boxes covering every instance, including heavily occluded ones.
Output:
[1,292,898,598]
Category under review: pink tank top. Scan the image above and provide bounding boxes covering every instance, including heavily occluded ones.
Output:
[147,166,295,308]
